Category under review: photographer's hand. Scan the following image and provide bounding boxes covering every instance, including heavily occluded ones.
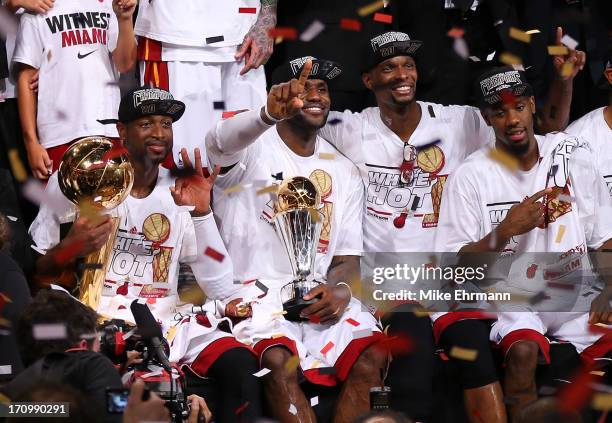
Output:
[123,379,170,423]
[186,395,212,423]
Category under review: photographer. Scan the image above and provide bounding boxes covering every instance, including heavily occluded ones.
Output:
[2,289,123,423]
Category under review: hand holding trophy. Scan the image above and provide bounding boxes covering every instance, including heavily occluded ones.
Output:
[274,176,325,321]
[58,137,134,310]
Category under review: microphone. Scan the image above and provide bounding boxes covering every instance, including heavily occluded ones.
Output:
[130,300,173,372]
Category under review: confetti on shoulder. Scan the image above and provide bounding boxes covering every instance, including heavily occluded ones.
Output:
[318,152,336,160]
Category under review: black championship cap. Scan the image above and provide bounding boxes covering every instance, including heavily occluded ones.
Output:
[362,31,422,72]
[270,56,343,86]
[476,66,534,108]
[99,87,185,124]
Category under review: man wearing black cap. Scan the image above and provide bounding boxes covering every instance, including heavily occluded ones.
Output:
[205,59,386,422]
[29,87,263,423]
[566,51,612,195]
[317,31,505,422]
[435,66,612,418]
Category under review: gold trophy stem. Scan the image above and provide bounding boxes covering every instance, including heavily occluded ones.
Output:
[79,216,120,310]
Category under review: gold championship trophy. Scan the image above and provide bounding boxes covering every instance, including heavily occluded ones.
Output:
[58,137,134,310]
[275,177,325,321]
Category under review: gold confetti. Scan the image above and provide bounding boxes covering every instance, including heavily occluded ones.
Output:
[488,148,519,171]
[275,37,284,45]
[357,0,384,17]
[413,308,432,317]
[0,392,11,405]
[555,225,566,243]
[8,149,27,182]
[591,393,612,410]
[509,27,531,43]
[499,52,522,65]
[547,45,568,56]
[310,359,321,369]
[561,62,574,78]
[272,333,286,339]
[223,184,244,194]
[285,355,300,373]
[449,346,479,361]
[525,29,541,35]
[0,293,13,303]
[590,371,605,376]
[318,152,336,160]
[256,185,278,196]
[165,326,178,343]
[271,310,288,318]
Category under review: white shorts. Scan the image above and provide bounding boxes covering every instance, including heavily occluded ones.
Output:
[490,311,611,364]
[139,59,266,166]
[229,282,383,386]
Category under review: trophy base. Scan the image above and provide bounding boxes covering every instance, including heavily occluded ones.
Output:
[283,298,318,322]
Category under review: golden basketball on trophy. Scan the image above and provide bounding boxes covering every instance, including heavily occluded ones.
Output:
[58,137,134,310]
[275,176,325,321]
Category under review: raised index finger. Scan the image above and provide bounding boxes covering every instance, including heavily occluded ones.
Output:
[527,187,552,203]
[297,59,312,90]
[555,26,563,46]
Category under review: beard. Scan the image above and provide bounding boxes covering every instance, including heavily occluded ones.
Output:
[288,109,329,130]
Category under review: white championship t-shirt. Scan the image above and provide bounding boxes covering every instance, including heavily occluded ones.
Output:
[134,0,260,62]
[566,107,612,198]
[29,169,198,326]
[12,0,120,148]
[319,103,493,252]
[209,126,364,286]
[435,132,612,305]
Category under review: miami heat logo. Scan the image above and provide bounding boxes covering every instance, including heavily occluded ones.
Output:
[142,213,173,283]
[309,169,333,253]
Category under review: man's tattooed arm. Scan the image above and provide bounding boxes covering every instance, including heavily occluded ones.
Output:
[235,0,277,75]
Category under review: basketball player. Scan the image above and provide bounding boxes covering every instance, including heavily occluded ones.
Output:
[13,0,137,180]
[315,30,584,422]
[435,67,612,418]
[566,50,612,196]
[134,0,275,167]
[205,58,386,422]
[29,87,262,422]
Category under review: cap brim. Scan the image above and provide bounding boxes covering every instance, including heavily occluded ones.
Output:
[362,39,423,72]
[480,84,533,108]
[132,99,186,123]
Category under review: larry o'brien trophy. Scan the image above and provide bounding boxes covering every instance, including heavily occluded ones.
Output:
[58,137,134,310]
[275,176,325,321]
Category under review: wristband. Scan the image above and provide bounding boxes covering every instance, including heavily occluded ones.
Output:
[336,282,352,299]
[191,211,214,222]
[262,106,281,124]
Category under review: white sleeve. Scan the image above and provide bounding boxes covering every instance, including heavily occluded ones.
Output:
[569,148,612,250]
[456,106,493,158]
[181,212,238,301]
[318,110,365,163]
[28,174,76,251]
[434,169,484,252]
[333,166,364,256]
[12,13,44,69]
[205,109,273,168]
[107,12,119,53]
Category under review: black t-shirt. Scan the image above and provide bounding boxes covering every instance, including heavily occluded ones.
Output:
[2,351,123,423]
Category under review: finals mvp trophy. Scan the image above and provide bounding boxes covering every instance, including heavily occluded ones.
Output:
[275,176,325,321]
[58,137,134,311]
